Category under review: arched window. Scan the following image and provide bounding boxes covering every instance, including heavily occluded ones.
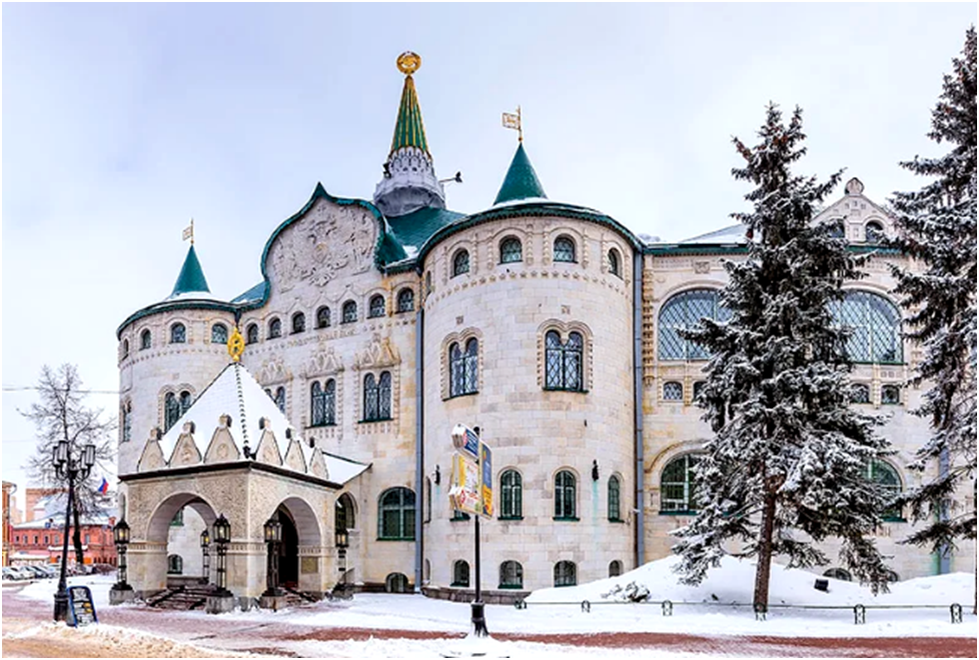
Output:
[692,381,706,401]
[658,289,730,360]
[499,561,523,589]
[316,306,331,329]
[827,218,846,239]
[179,390,193,414]
[121,339,130,359]
[164,392,181,432]
[425,271,433,295]
[500,237,522,264]
[342,300,358,324]
[553,236,576,263]
[170,323,186,344]
[211,323,228,344]
[608,475,622,521]
[608,248,622,277]
[378,487,415,540]
[500,469,522,519]
[449,339,479,397]
[554,561,577,587]
[452,560,471,587]
[336,493,355,533]
[865,221,885,244]
[272,386,285,414]
[311,380,337,427]
[268,318,282,339]
[452,249,470,277]
[850,383,871,404]
[140,329,152,350]
[167,554,183,575]
[378,371,392,420]
[881,384,901,405]
[369,295,386,318]
[246,323,259,345]
[663,381,683,401]
[292,312,306,334]
[834,291,903,364]
[385,573,410,593]
[554,470,577,519]
[661,454,701,513]
[121,401,132,443]
[609,560,623,578]
[397,288,415,313]
[544,331,583,391]
[363,374,378,421]
[868,459,903,520]
[823,568,852,581]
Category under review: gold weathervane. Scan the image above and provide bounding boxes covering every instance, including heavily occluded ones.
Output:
[227,326,245,363]
[182,218,195,245]
[502,106,522,142]
[397,51,421,76]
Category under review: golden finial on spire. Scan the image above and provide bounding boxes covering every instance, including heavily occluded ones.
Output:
[227,326,245,363]
[502,106,523,142]
[182,218,195,245]
[397,51,421,76]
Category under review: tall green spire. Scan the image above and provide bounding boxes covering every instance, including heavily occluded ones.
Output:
[494,143,547,205]
[170,245,211,297]
[389,72,429,158]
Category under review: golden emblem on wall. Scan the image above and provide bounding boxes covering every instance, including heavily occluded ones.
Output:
[397,51,421,76]
[227,326,245,362]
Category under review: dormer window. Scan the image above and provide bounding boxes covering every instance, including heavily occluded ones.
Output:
[865,221,885,244]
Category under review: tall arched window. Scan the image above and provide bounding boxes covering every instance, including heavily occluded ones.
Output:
[378,371,392,420]
[164,393,181,432]
[268,318,282,339]
[449,339,479,397]
[544,331,583,391]
[316,306,331,329]
[835,291,903,364]
[312,381,335,426]
[363,374,378,421]
[608,475,622,521]
[140,329,152,350]
[292,312,306,334]
[342,300,358,324]
[500,237,522,263]
[553,236,576,262]
[661,454,701,513]
[170,323,186,344]
[121,339,130,359]
[554,470,577,519]
[868,459,903,520]
[609,560,623,577]
[658,289,729,360]
[500,469,522,519]
[274,386,286,414]
[499,561,523,589]
[211,323,228,344]
[452,249,470,277]
[554,561,577,587]
[608,248,622,277]
[246,323,259,345]
[397,288,415,313]
[378,487,415,540]
[369,295,386,318]
[323,380,336,425]
[452,560,471,587]
[121,401,132,443]
[179,390,193,414]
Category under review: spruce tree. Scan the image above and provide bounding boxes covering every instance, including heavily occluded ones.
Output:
[887,28,976,578]
[672,104,894,611]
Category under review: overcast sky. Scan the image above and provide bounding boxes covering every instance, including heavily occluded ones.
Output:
[2,4,974,507]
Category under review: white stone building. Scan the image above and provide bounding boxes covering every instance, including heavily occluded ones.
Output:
[115,53,975,607]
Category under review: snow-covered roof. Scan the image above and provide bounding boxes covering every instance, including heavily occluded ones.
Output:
[679,224,747,244]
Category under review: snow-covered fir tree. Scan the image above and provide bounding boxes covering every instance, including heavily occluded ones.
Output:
[672,104,895,610]
[887,28,977,564]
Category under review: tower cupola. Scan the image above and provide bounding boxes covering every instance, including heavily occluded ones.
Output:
[494,142,547,205]
[168,244,211,300]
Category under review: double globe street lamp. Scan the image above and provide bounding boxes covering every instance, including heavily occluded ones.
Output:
[52,440,96,622]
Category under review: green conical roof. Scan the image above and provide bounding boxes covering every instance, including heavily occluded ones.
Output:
[389,75,430,158]
[493,143,547,205]
[170,245,211,297]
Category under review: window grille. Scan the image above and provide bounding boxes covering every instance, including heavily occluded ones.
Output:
[140,329,152,350]
[316,306,331,329]
[378,487,415,540]
[865,221,885,244]
[834,291,902,364]
[179,391,192,414]
[167,555,183,575]
[692,380,706,401]
[211,323,228,344]
[246,324,259,344]
[500,470,522,519]
[544,331,583,391]
[658,289,730,360]
[369,295,386,318]
[386,573,410,593]
[660,454,701,512]
[397,289,415,313]
[342,301,358,324]
[663,381,683,401]
[554,470,576,519]
[452,560,471,587]
[868,459,902,519]
[553,236,576,262]
[164,393,181,432]
[170,323,186,344]
[500,237,522,263]
[378,371,392,419]
[881,384,901,405]
[452,249,470,276]
[363,374,378,421]
[292,312,306,334]
[268,318,282,339]
[273,387,285,414]
[449,339,479,397]
[608,475,622,521]
[851,383,871,404]
[554,561,577,587]
[121,402,132,442]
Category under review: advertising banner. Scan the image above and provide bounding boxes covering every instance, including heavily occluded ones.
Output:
[479,442,493,518]
[448,453,481,515]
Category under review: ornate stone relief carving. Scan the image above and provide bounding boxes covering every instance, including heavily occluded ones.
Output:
[169,430,202,468]
[283,438,308,473]
[353,333,401,370]
[302,346,344,378]
[203,423,240,464]
[308,450,329,480]
[255,427,283,466]
[258,355,291,385]
[137,439,166,473]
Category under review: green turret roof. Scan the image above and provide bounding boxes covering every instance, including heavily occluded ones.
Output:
[389,75,429,157]
[493,143,547,205]
[170,245,211,297]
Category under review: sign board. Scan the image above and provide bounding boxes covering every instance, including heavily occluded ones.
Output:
[479,442,493,518]
[448,453,481,515]
[448,425,494,519]
[67,585,98,627]
[451,424,481,461]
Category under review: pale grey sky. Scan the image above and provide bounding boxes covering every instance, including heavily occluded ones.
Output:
[2,4,974,505]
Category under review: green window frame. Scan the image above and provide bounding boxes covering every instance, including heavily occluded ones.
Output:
[660,454,701,514]
[554,560,577,587]
[658,289,730,361]
[608,475,622,522]
[500,469,522,519]
[499,560,523,589]
[378,487,415,540]
[834,291,903,364]
[554,470,577,520]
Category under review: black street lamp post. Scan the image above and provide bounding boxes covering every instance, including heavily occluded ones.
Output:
[262,516,282,598]
[52,440,96,622]
[335,528,349,598]
[199,528,211,585]
[112,519,132,592]
[212,514,232,597]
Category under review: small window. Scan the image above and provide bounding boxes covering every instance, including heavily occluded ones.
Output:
[385,572,410,593]
[865,221,885,244]
[121,339,130,359]
[452,249,470,277]
[274,386,286,414]
[554,560,577,587]
[553,236,576,263]
[211,323,228,344]
[544,331,584,392]
[121,401,132,443]
[554,470,577,519]
[397,288,415,313]
[140,329,152,350]
[369,295,386,318]
[850,383,871,404]
[316,306,331,329]
[452,560,471,587]
[823,568,852,581]
[881,384,901,405]
[246,323,259,345]
[179,390,192,414]
[885,570,900,583]
[164,392,181,432]
[692,381,706,401]
[311,380,336,427]
[292,312,306,334]
[827,218,846,239]
[342,301,358,324]
[663,381,683,401]
[608,475,622,522]
[868,458,903,520]
[499,560,523,589]
[500,237,522,264]
[167,554,183,575]
[268,318,282,339]
[609,560,623,578]
[170,323,186,344]
[425,271,433,295]
[336,493,356,532]
[608,248,622,277]
[363,371,392,422]
[500,469,522,519]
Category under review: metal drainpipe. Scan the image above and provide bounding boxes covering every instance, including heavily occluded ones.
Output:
[633,250,645,568]
[414,303,425,592]
[938,446,951,574]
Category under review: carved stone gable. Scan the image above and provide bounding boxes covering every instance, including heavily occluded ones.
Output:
[203,423,240,464]
[308,449,329,480]
[267,198,378,292]
[255,427,283,467]
[353,333,401,370]
[283,438,307,473]
[137,440,166,473]
[258,356,291,386]
[170,432,202,468]
[303,347,344,378]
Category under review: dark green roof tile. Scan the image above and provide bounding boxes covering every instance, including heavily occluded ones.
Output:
[170,245,210,297]
[390,75,429,157]
[494,143,547,205]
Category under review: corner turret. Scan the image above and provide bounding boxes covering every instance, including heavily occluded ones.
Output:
[168,244,211,300]
[493,142,547,205]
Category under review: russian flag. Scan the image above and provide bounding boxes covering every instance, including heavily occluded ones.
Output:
[98,477,110,495]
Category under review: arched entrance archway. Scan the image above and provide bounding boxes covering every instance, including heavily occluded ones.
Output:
[268,496,322,594]
[139,493,218,593]
[275,506,300,588]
